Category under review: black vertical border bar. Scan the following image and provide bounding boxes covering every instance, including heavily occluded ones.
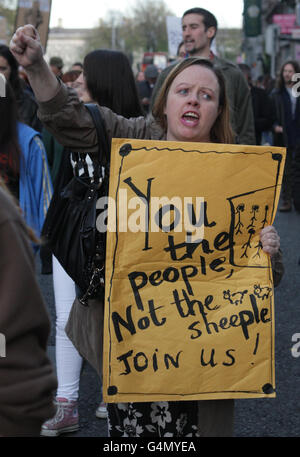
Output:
[106,143,132,395]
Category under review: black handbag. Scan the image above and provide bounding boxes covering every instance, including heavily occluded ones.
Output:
[42,104,109,306]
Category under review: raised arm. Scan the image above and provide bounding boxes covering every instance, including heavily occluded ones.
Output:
[10,25,161,154]
[10,25,59,102]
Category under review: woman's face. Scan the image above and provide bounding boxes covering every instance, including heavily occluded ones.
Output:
[0,56,11,81]
[282,63,296,86]
[164,65,220,143]
[72,72,92,103]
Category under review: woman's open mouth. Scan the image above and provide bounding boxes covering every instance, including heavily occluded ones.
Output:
[181,111,200,126]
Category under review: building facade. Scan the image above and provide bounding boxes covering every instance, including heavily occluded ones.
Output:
[44,25,94,70]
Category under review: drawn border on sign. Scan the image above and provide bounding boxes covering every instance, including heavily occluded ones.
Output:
[106,146,129,395]
[227,152,283,271]
[106,144,280,398]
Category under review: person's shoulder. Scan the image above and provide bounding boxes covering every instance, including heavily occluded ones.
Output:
[17,121,39,137]
[137,80,149,90]
[270,87,280,97]
[147,114,165,140]
[213,55,239,71]
[251,86,266,95]
[17,123,43,162]
[252,86,273,104]
[17,85,37,103]
[214,56,250,82]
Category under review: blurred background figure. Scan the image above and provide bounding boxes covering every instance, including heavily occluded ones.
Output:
[0,44,52,274]
[72,70,93,103]
[136,69,145,82]
[238,63,274,146]
[151,7,255,145]
[41,67,89,199]
[0,80,52,242]
[137,63,158,115]
[82,49,143,117]
[261,73,276,95]
[177,41,186,60]
[61,70,82,88]
[271,60,300,213]
[49,56,64,78]
[41,67,83,219]
[71,62,83,72]
[0,45,42,132]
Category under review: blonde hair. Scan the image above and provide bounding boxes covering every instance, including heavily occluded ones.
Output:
[152,57,234,144]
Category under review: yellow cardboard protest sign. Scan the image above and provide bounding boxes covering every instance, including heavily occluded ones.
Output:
[102,139,286,403]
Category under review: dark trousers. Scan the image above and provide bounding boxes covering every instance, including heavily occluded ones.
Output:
[39,242,53,274]
[197,399,234,437]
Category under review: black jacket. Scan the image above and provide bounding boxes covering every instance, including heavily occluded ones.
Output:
[250,85,274,145]
[271,88,300,147]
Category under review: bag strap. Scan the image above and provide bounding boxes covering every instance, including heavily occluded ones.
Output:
[85,103,110,168]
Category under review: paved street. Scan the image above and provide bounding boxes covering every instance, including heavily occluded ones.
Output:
[234,206,300,437]
[38,206,300,438]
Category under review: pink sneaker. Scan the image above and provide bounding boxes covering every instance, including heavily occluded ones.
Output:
[41,397,79,436]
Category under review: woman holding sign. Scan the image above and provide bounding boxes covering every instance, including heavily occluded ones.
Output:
[10,25,282,437]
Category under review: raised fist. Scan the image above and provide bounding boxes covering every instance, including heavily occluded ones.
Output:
[10,25,43,69]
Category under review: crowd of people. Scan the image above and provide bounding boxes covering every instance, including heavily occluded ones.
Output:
[0,6,292,437]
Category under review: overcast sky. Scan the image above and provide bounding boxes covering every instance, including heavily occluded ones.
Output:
[49,0,244,29]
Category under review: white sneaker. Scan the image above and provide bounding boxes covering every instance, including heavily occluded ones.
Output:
[95,401,107,419]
